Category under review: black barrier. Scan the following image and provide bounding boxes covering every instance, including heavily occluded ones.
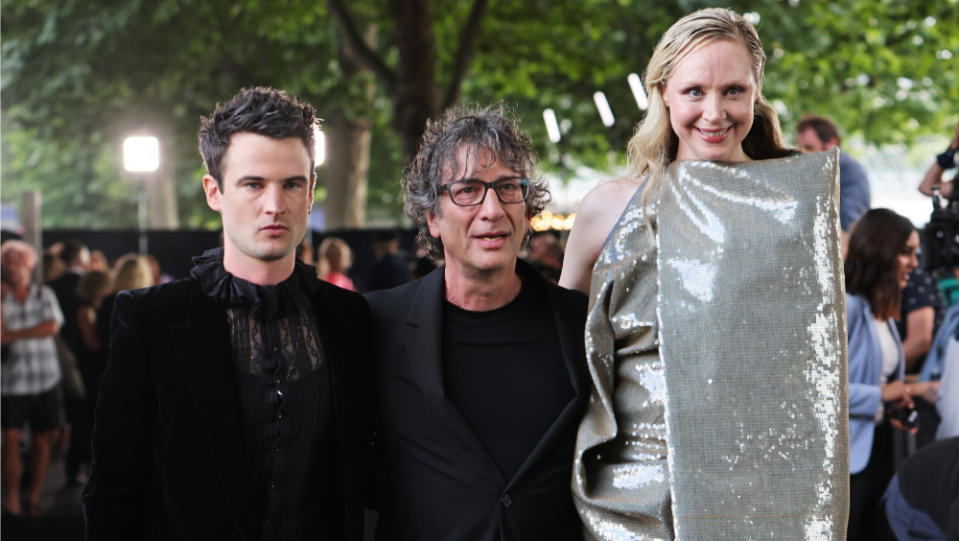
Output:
[39,228,419,292]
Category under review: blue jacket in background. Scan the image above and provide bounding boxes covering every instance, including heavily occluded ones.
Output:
[846,293,904,474]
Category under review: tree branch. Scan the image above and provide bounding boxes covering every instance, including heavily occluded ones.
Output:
[441,0,489,110]
[327,0,397,94]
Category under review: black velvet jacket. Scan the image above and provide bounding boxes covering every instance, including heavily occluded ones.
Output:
[83,254,373,541]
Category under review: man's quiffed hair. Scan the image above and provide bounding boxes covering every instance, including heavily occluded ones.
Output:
[403,104,550,261]
[797,115,842,147]
[198,87,317,185]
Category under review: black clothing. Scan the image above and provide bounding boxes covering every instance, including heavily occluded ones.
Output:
[192,252,335,540]
[896,436,959,539]
[49,270,82,351]
[367,253,411,291]
[84,249,373,541]
[365,260,588,541]
[897,267,945,371]
[442,283,572,480]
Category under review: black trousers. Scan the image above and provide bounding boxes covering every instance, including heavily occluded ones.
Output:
[848,421,897,541]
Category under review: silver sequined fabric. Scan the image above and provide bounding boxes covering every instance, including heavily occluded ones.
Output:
[572,150,849,540]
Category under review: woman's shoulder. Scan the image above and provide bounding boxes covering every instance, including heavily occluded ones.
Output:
[577,177,644,227]
[559,177,644,293]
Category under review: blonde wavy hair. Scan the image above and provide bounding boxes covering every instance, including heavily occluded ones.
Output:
[627,8,793,198]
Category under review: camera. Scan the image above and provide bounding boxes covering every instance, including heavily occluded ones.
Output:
[885,403,919,429]
[921,188,959,271]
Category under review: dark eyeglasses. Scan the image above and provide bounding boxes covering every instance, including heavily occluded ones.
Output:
[437,177,530,206]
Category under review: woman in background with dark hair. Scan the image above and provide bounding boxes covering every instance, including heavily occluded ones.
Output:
[845,208,940,540]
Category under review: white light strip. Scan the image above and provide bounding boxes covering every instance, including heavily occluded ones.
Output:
[593,91,615,127]
[627,73,648,111]
[543,108,561,143]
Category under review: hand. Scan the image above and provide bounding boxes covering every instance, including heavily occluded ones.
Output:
[889,416,919,434]
[914,381,940,403]
[881,380,914,409]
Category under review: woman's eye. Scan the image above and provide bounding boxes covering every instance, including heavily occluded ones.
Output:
[727,86,745,96]
[687,88,703,97]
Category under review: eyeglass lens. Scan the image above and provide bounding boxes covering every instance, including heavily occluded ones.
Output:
[448,178,528,205]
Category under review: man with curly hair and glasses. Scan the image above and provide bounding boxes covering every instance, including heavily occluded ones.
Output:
[365,106,588,540]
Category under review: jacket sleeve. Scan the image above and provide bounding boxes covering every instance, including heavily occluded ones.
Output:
[846,295,882,419]
[83,290,156,539]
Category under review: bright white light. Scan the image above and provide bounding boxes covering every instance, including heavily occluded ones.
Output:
[938,50,953,60]
[592,91,615,127]
[123,136,159,172]
[627,73,648,111]
[543,109,561,143]
[743,12,760,25]
[313,125,325,167]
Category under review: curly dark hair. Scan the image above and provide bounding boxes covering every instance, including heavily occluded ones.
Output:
[845,208,915,320]
[403,105,550,261]
[198,87,317,186]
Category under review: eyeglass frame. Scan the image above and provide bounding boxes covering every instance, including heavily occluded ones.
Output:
[435,176,531,207]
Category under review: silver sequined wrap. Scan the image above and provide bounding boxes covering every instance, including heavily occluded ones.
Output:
[572,150,849,540]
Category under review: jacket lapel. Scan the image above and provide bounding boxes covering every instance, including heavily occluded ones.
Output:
[508,262,587,487]
[171,287,254,536]
[402,266,505,482]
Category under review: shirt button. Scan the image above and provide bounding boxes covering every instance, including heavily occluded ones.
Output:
[277,412,283,420]
[273,446,280,454]
[501,494,512,508]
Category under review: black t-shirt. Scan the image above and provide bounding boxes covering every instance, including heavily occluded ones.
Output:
[442,280,573,480]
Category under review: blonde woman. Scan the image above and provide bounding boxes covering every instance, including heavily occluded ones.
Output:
[96,255,153,352]
[562,8,847,539]
[317,236,356,291]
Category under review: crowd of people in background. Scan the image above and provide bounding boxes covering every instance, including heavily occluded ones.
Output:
[1,240,161,517]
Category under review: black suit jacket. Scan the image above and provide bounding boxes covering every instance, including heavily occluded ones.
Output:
[365,260,587,541]
[83,275,373,541]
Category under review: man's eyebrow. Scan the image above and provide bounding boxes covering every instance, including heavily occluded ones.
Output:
[233,175,308,183]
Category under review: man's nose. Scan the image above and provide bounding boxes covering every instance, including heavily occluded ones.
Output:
[477,186,507,218]
[263,184,286,214]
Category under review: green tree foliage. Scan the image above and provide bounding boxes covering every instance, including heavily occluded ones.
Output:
[2,0,957,228]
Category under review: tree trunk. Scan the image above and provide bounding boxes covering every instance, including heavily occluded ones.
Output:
[147,138,178,229]
[323,112,371,228]
[323,23,377,229]
[390,0,440,161]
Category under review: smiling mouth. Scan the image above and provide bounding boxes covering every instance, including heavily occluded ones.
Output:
[698,127,731,138]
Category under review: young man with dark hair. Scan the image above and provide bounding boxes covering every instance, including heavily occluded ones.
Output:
[84,87,373,540]
[366,107,587,540]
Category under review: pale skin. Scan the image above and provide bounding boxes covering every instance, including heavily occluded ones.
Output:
[560,38,757,294]
[202,132,315,286]
[428,147,528,311]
